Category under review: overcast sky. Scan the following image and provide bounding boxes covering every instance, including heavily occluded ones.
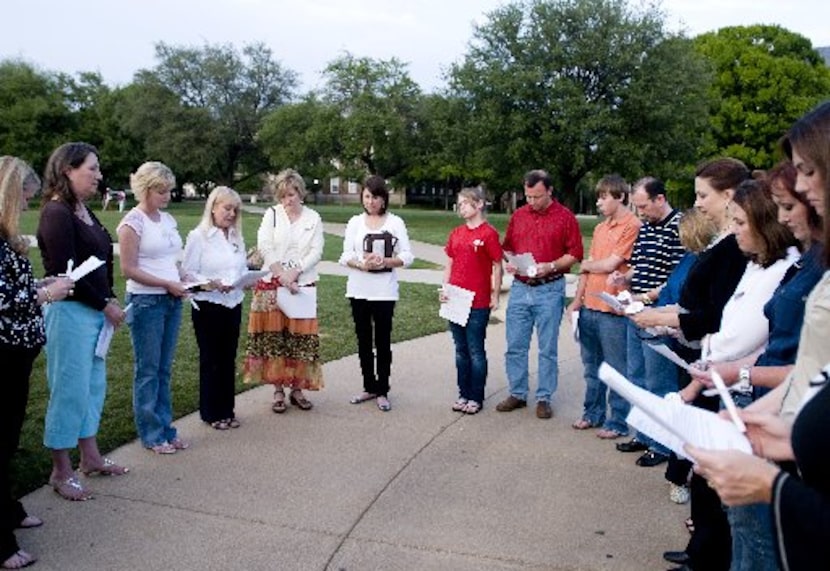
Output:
[2,0,828,92]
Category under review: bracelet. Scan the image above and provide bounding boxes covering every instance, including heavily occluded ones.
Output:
[42,287,54,304]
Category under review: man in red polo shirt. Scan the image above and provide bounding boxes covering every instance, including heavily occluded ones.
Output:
[496,169,583,419]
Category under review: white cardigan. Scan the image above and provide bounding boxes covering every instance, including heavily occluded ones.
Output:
[257,205,324,286]
[704,247,799,363]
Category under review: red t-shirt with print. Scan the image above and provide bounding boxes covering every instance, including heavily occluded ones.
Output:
[445,222,503,309]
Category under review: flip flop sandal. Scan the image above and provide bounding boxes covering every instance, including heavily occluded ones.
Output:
[571,419,596,430]
[80,457,130,476]
[49,476,93,501]
[2,549,36,569]
[209,420,230,430]
[16,515,43,529]
[226,418,241,429]
[685,517,695,534]
[349,392,377,404]
[376,396,391,412]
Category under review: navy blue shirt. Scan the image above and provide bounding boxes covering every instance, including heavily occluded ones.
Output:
[756,242,825,368]
[629,209,684,294]
[656,252,697,307]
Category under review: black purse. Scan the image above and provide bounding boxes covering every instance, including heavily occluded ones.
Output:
[362,232,398,273]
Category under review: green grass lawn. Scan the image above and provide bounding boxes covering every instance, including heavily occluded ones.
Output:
[13,199,598,496]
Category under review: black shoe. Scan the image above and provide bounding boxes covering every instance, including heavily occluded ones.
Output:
[666,566,692,571]
[636,450,669,467]
[663,551,690,565]
[615,438,648,453]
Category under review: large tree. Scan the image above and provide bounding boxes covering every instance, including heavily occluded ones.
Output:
[448,0,711,203]
[124,42,297,189]
[694,25,830,168]
[0,60,72,171]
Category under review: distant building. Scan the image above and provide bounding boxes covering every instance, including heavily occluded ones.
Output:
[818,46,830,66]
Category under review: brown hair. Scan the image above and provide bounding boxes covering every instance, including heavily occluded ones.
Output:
[766,160,822,233]
[363,174,389,215]
[731,179,795,267]
[41,142,98,209]
[781,100,830,265]
[595,174,630,206]
[695,157,751,193]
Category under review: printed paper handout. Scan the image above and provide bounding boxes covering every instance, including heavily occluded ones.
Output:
[276,286,317,319]
[229,270,270,289]
[94,303,132,358]
[504,252,537,277]
[598,363,752,460]
[438,284,475,327]
[67,256,105,281]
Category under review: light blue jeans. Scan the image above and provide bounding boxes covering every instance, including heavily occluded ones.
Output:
[126,293,182,448]
[43,301,107,449]
[449,307,491,404]
[626,321,678,455]
[504,279,565,403]
[577,308,629,434]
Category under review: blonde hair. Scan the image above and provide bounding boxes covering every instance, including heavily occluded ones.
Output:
[198,186,243,245]
[678,208,717,254]
[0,156,39,255]
[270,168,307,202]
[130,161,176,202]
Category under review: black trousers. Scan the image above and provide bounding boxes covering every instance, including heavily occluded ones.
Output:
[685,393,732,570]
[191,302,241,423]
[0,345,39,560]
[349,299,395,397]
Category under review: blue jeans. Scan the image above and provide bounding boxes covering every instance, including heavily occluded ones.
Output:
[449,307,491,404]
[126,293,183,447]
[577,308,629,434]
[728,503,778,571]
[505,279,565,403]
[626,321,678,455]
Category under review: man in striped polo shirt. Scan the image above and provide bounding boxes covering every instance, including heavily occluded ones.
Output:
[611,177,684,467]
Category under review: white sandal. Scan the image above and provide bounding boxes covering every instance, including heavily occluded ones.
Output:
[451,398,468,412]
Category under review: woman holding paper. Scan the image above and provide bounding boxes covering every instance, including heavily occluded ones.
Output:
[36,143,129,501]
[441,187,503,415]
[1,156,74,569]
[117,161,190,455]
[243,169,324,413]
[182,187,248,429]
[340,175,413,412]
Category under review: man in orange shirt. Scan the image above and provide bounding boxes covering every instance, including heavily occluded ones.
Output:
[567,175,640,438]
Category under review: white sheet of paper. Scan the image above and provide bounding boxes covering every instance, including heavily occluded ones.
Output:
[571,310,580,342]
[229,270,270,289]
[277,286,317,319]
[710,370,747,433]
[598,363,752,459]
[438,284,475,327]
[646,343,693,371]
[595,291,626,313]
[68,256,105,281]
[504,252,537,276]
[94,303,132,358]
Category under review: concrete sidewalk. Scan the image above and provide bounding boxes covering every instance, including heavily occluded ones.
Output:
[19,320,687,570]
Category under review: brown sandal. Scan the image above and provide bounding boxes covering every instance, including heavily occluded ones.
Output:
[272,390,287,413]
[290,390,313,410]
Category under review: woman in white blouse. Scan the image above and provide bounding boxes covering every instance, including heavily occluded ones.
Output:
[243,169,324,413]
[339,175,413,411]
[182,187,248,429]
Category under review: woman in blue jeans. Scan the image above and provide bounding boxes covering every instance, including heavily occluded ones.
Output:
[117,162,190,455]
[440,188,503,414]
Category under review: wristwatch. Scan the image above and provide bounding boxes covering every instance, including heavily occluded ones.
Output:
[737,365,752,392]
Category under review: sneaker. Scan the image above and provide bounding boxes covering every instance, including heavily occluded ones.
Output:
[669,484,690,504]
[495,395,527,412]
